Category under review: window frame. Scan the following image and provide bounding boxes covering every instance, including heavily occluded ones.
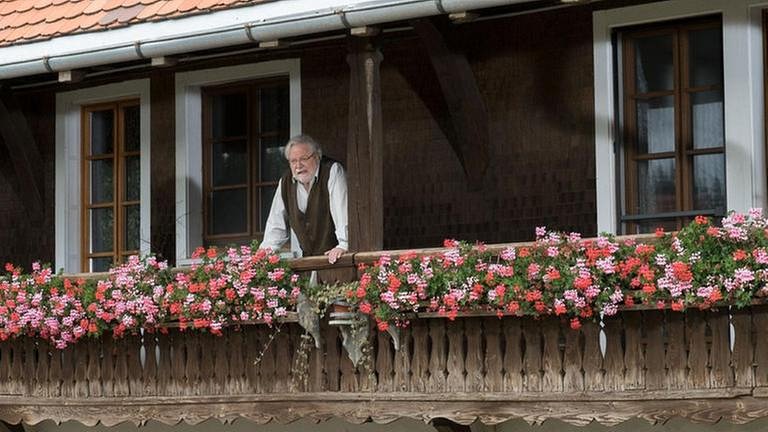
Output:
[200,77,290,245]
[619,18,726,233]
[593,0,767,234]
[174,59,301,263]
[55,80,151,273]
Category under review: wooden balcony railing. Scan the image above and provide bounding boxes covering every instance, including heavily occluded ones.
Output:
[1,237,767,427]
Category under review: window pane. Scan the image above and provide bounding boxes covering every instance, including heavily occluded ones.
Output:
[212,92,247,138]
[633,219,678,234]
[691,90,724,149]
[212,140,248,186]
[91,257,113,272]
[90,208,114,253]
[689,27,722,88]
[260,84,289,133]
[209,188,248,235]
[123,105,140,152]
[125,155,140,201]
[124,204,140,251]
[259,185,277,232]
[635,34,674,93]
[636,96,674,154]
[637,158,676,214]
[90,159,114,204]
[693,153,725,211]
[90,110,114,155]
[260,136,288,182]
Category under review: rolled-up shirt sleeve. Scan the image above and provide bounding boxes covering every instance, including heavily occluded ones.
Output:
[328,163,349,251]
[259,178,290,251]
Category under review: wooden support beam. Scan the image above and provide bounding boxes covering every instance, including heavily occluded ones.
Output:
[346,36,383,252]
[58,70,84,83]
[0,88,44,218]
[410,18,490,190]
[151,56,178,68]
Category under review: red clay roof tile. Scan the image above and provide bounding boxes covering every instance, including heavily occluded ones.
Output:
[0,0,275,47]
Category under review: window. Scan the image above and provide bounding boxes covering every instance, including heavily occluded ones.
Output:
[619,19,725,233]
[81,101,142,271]
[201,78,290,246]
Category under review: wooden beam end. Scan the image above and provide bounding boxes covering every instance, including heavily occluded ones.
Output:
[448,12,478,23]
[58,70,84,83]
[150,56,178,67]
[258,40,289,49]
[350,26,380,37]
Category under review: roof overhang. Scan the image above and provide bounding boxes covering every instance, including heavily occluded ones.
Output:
[0,0,540,81]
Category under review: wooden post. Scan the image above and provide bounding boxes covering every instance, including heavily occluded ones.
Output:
[346,37,383,252]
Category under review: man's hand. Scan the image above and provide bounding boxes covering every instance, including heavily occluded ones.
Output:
[324,247,346,264]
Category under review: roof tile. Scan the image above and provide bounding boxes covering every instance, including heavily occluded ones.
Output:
[82,0,110,15]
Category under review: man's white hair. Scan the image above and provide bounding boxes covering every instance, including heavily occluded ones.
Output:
[284,134,322,160]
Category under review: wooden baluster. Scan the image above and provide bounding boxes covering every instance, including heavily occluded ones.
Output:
[427,319,447,392]
[339,338,358,392]
[665,312,687,390]
[101,333,114,397]
[445,320,465,392]
[245,327,261,393]
[184,333,200,395]
[562,321,583,392]
[502,318,522,392]
[708,309,734,388]
[581,320,603,391]
[410,319,429,392]
[214,330,229,394]
[170,329,186,396]
[227,329,245,394]
[127,333,143,396]
[307,321,326,392]
[754,306,768,387]
[274,327,291,393]
[143,332,158,396]
[46,341,61,397]
[60,344,76,398]
[325,324,341,392]
[483,318,503,392]
[686,309,708,389]
[35,340,50,397]
[156,331,172,396]
[0,340,11,394]
[522,318,542,392]
[464,319,483,393]
[259,328,277,393]
[393,327,412,392]
[199,332,215,395]
[376,328,395,392]
[74,339,89,397]
[23,337,36,396]
[643,310,665,391]
[541,318,562,393]
[731,308,754,388]
[622,311,643,390]
[113,337,129,396]
[602,315,624,391]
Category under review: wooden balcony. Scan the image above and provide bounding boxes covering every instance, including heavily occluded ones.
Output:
[0,302,767,426]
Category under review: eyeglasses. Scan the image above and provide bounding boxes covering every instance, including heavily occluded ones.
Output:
[289,152,316,166]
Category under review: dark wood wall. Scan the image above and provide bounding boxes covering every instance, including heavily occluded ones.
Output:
[0,5,597,266]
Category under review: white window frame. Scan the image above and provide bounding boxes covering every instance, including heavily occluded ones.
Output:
[55,79,152,272]
[175,59,301,262]
[593,0,766,233]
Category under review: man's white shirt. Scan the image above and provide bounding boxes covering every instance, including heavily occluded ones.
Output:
[259,162,348,257]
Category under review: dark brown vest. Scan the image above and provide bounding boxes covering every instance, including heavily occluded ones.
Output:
[281,157,339,256]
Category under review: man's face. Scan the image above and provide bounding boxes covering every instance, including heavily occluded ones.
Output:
[288,142,319,186]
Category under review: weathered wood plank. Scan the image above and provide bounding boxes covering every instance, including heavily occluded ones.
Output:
[170,330,186,396]
[754,305,768,387]
[464,319,483,393]
[622,311,643,390]
[227,329,245,394]
[393,327,412,392]
[502,318,523,392]
[664,312,687,389]
[643,310,665,390]
[376,328,395,392]
[708,309,734,388]
[0,341,11,394]
[113,338,129,397]
[212,331,228,394]
[686,309,708,389]
[156,331,172,396]
[731,308,754,388]
[142,332,157,396]
[602,315,624,391]
[244,327,260,393]
[274,328,292,393]
[259,329,277,393]
[198,332,215,395]
[22,338,35,397]
[562,321,583,392]
[427,319,447,392]
[410,319,429,392]
[541,318,562,392]
[101,334,115,397]
[46,342,61,397]
[522,318,542,392]
[127,334,143,396]
[35,340,50,397]
[483,318,503,392]
[325,324,341,392]
[74,337,89,398]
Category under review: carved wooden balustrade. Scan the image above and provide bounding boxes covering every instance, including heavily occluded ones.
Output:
[1,239,768,426]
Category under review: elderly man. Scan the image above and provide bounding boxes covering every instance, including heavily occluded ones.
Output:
[260,135,348,264]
